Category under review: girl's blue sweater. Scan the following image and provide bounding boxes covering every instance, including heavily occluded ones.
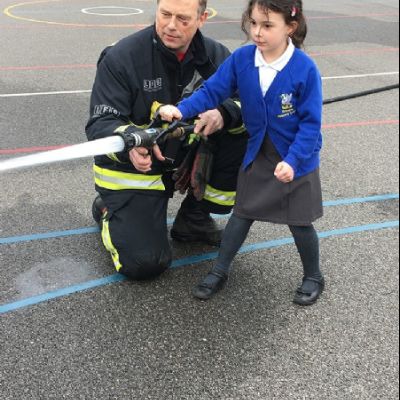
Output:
[178,45,323,178]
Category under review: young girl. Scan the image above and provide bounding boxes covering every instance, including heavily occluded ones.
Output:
[160,0,324,305]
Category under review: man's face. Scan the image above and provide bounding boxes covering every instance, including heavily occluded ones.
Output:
[156,0,208,53]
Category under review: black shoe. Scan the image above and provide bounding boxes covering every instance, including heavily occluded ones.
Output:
[171,198,223,246]
[92,195,107,225]
[293,277,325,306]
[192,271,228,300]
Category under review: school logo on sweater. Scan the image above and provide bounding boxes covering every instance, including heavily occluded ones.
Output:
[278,93,296,118]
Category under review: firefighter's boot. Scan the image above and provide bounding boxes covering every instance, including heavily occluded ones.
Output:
[92,195,107,226]
[171,195,223,247]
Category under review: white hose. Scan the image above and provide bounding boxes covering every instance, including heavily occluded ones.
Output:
[0,136,125,173]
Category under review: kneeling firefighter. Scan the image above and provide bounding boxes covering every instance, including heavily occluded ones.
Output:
[85,0,247,280]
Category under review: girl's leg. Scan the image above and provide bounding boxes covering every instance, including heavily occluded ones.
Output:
[193,214,254,300]
[289,225,322,281]
[289,225,324,305]
[213,214,254,275]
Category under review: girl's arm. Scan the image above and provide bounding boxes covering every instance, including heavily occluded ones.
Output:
[284,66,323,173]
[178,54,238,120]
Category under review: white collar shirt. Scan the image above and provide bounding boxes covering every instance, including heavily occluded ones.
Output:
[255,39,295,97]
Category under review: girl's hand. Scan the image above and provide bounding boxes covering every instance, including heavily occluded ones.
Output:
[159,105,183,122]
[274,162,295,183]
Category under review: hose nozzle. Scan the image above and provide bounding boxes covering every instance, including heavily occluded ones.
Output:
[118,122,195,152]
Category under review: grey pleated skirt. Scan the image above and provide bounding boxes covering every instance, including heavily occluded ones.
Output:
[234,135,323,226]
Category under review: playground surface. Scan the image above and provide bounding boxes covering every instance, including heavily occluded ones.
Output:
[0,0,399,398]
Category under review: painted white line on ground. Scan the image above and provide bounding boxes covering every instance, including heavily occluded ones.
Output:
[0,90,92,98]
[81,6,144,16]
[0,72,398,98]
[322,72,399,80]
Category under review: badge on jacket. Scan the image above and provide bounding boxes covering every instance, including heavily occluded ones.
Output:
[278,93,296,118]
[144,78,163,92]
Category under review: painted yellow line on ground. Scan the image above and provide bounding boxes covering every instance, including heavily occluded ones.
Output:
[3,0,217,28]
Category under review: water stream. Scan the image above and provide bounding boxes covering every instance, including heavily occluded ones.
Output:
[0,136,125,172]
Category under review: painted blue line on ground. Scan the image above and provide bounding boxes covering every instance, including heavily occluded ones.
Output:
[0,194,398,246]
[171,220,400,268]
[0,219,398,315]
[323,193,399,207]
[318,221,399,238]
[0,227,99,245]
[0,274,126,316]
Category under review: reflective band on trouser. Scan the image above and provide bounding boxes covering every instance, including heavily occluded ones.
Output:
[228,125,247,135]
[94,165,165,191]
[101,213,123,272]
[228,101,247,135]
[204,185,236,207]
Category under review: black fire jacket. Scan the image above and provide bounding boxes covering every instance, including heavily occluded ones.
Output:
[86,26,243,174]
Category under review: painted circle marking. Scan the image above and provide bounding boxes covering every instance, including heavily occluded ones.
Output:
[3,0,218,28]
[81,7,144,17]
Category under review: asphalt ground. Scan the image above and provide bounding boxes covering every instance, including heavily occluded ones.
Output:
[0,0,399,399]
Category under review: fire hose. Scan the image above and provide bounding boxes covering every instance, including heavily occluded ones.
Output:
[323,83,399,105]
[0,121,195,173]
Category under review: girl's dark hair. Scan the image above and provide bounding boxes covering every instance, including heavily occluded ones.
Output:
[241,0,307,48]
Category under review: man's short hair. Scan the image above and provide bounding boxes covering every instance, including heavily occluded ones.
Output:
[157,0,208,15]
[198,0,208,14]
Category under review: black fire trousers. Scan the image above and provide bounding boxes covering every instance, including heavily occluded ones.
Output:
[97,132,247,280]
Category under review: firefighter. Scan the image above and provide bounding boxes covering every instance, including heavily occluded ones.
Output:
[86,0,247,280]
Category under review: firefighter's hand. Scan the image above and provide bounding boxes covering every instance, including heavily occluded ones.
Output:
[274,161,295,183]
[129,145,165,173]
[195,109,224,137]
[159,105,182,122]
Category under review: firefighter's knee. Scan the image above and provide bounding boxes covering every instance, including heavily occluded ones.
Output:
[118,249,172,280]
